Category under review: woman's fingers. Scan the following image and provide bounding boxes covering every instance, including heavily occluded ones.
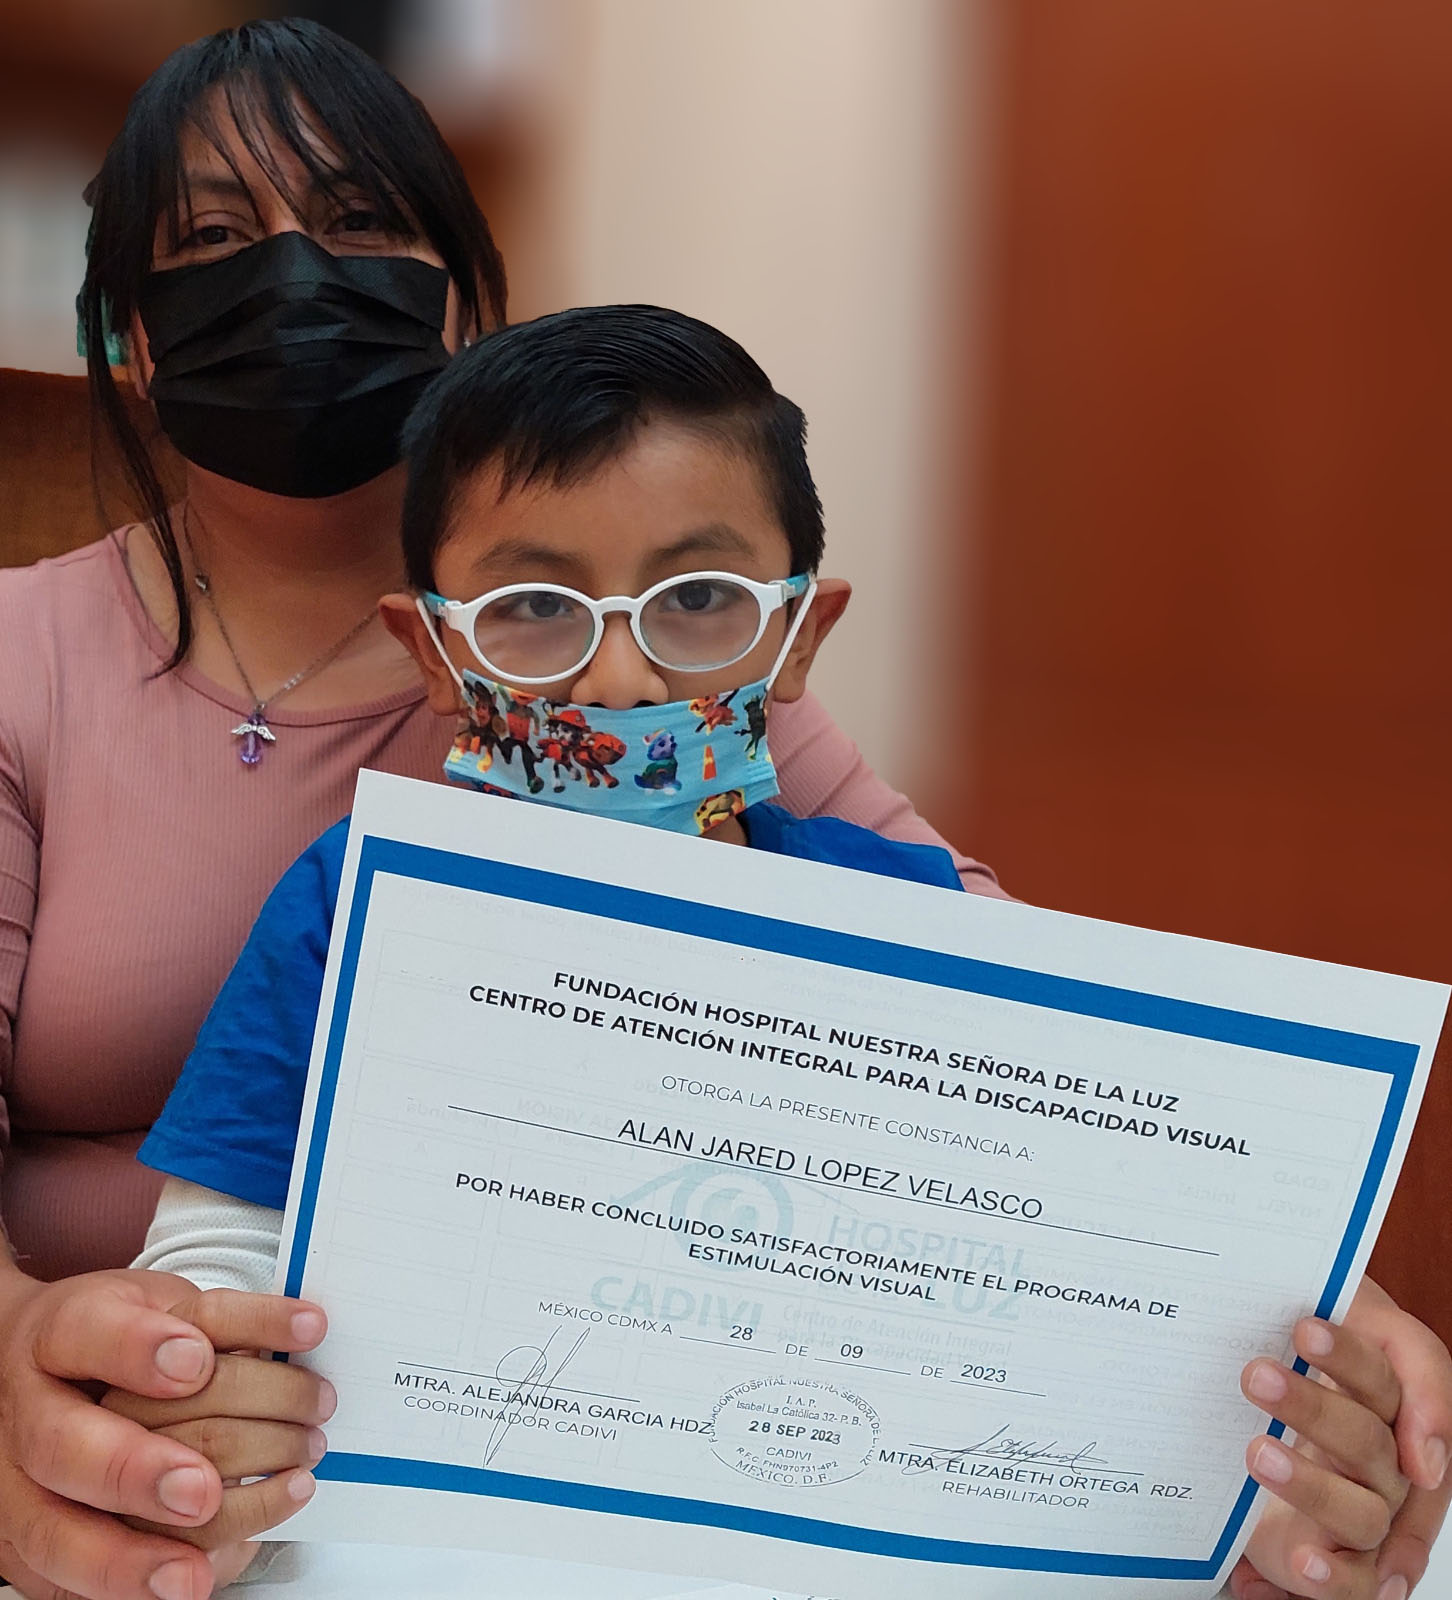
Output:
[1243,1360,1406,1510]
[152,1418,326,1483]
[102,1355,336,1432]
[12,1377,222,1528]
[0,1475,217,1600]
[1339,1281,1452,1494]
[1375,1480,1452,1596]
[1294,1319,1401,1426]
[21,1276,216,1402]
[126,1470,317,1553]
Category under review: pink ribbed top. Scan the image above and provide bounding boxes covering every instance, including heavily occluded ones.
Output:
[0,533,1005,1283]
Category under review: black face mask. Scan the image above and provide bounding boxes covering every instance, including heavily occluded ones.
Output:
[137,231,451,498]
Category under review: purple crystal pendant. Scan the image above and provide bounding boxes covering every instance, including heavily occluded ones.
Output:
[230,708,277,766]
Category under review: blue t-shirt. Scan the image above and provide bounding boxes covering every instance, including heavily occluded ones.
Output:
[140,804,962,1209]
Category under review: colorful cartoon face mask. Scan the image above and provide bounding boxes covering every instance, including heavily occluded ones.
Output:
[419,580,814,835]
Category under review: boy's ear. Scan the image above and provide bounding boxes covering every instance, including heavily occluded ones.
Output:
[769,578,851,705]
[378,593,468,718]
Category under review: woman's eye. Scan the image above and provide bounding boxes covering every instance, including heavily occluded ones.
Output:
[180,224,236,250]
[337,209,383,233]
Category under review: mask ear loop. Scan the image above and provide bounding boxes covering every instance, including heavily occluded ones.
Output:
[415,595,467,692]
[763,579,818,692]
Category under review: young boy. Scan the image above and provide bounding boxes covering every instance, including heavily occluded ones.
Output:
[118,308,1438,1598]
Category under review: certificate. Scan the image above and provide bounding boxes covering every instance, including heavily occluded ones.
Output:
[276,770,1446,1599]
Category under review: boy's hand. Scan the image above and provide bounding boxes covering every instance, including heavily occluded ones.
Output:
[1231,1288,1452,1599]
[102,1349,333,1559]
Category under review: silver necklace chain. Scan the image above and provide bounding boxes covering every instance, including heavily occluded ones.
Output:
[181,507,379,764]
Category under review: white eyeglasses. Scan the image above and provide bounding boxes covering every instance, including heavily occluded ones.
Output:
[421,571,811,685]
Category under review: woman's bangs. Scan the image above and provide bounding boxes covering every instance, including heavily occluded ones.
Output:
[151,67,419,254]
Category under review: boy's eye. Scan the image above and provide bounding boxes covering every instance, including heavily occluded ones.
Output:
[660,579,742,615]
[489,590,578,623]
[522,591,571,621]
[337,208,384,234]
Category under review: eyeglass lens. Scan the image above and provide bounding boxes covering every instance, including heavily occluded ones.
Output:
[472,576,766,678]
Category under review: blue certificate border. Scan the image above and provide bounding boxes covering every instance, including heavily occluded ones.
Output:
[284,835,1417,1581]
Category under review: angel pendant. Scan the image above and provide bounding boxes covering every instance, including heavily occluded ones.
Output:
[231,709,277,767]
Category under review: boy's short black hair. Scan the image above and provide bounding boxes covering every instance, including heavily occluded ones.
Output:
[400,305,825,589]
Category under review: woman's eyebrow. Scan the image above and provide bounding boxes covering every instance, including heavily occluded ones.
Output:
[178,172,258,207]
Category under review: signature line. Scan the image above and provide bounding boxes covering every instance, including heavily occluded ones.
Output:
[817,1358,909,1376]
[908,1445,1142,1476]
[396,1359,638,1406]
[679,1335,775,1353]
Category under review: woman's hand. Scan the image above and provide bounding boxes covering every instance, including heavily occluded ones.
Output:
[0,1267,325,1600]
[102,1348,332,1560]
[1230,1283,1452,1599]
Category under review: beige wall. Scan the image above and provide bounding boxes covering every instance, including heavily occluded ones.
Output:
[540,0,993,786]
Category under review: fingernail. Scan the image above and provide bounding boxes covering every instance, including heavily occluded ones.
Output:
[1301,1319,1334,1359]
[291,1309,326,1345]
[1377,1576,1409,1600]
[154,1337,208,1383]
[156,1465,209,1518]
[316,1378,338,1423]
[288,1469,317,1503]
[149,1560,197,1600]
[1424,1434,1447,1489]
[1247,1362,1289,1403]
[1252,1439,1295,1484]
[306,1427,328,1466]
[1301,1551,1331,1584]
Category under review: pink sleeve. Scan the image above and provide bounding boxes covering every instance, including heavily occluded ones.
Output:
[0,682,35,1195]
[0,565,50,1200]
[770,691,1010,898]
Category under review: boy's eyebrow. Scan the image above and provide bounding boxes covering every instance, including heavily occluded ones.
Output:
[649,523,757,564]
[467,523,758,582]
[467,538,581,577]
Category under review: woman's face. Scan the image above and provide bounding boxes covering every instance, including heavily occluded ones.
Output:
[128,92,474,389]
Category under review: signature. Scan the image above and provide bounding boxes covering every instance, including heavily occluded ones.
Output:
[902,1422,1109,1475]
[483,1323,590,1466]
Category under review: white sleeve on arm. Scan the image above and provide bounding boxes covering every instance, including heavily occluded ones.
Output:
[132,1176,284,1295]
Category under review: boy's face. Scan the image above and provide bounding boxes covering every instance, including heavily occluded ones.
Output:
[382,420,849,716]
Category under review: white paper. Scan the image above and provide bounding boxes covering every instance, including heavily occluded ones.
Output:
[275,770,1446,1600]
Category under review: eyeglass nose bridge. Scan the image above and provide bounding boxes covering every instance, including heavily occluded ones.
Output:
[579,594,658,669]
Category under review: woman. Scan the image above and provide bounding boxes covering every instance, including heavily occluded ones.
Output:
[0,20,1011,1600]
[1,21,1447,1600]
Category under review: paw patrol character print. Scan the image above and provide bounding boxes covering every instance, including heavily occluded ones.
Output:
[689,691,738,733]
[497,687,546,794]
[457,679,506,771]
[538,707,626,789]
[635,729,681,792]
[735,693,768,761]
[695,790,746,835]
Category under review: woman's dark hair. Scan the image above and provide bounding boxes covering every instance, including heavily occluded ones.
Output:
[400,305,825,591]
[79,16,508,667]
